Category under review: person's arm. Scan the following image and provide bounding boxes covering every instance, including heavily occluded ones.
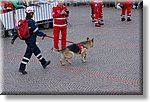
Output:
[11,32,18,44]
[11,0,25,9]
[52,7,63,18]
[64,7,69,17]
[29,20,46,37]
[24,0,29,6]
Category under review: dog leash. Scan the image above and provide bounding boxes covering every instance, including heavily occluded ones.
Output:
[43,35,88,52]
[42,35,74,44]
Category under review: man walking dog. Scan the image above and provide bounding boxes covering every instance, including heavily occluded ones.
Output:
[11,7,51,75]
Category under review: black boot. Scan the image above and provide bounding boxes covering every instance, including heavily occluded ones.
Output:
[92,19,95,22]
[127,17,132,22]
[43,60,51,69]
[121,17,125,21]
[18,70,27,75]
[19,64,27,75]
[40,58,51,69]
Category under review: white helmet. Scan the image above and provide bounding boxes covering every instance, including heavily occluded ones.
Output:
[25,7,34,13]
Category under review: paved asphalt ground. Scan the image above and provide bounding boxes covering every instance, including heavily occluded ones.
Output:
[1,6,142,95]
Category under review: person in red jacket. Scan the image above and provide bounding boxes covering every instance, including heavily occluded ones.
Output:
[93,0,104,27]
[52,0,69,51]
[1,1,14,12]
[121,0,132,21]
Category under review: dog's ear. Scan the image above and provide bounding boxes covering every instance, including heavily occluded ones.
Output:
[87,37,90,41]
[91,38,94,42]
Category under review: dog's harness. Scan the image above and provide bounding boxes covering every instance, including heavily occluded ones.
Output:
[77,43,88,54]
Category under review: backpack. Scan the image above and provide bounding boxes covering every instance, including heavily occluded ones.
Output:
[17,19,30,40]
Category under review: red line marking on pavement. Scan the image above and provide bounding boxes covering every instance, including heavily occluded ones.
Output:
[3,52,142,87]
[49,64,142,87]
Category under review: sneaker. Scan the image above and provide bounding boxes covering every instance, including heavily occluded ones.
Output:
[127,17,132,22]
[18,70,27,75]
[43,60,51,69]
[121,17,125,21]
[51,48,59,52]
[51,48,59,54]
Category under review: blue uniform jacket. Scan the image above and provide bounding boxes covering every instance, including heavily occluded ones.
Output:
[26,18,44,43]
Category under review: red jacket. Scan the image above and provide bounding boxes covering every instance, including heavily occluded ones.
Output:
[52,5,69,27]
[93,1,102,13]
[122,0,132,6]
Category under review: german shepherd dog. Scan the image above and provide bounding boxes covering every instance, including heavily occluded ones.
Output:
[60,37,94,66]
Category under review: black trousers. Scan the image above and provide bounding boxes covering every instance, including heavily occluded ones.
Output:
[19,42,46,71]
[91,8,94,15]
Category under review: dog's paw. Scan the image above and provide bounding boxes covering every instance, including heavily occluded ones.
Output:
[61,62,66,66]
[66,60,72,65]
[60,60,65,66]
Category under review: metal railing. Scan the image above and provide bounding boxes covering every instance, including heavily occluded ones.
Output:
[0,2,57,31]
